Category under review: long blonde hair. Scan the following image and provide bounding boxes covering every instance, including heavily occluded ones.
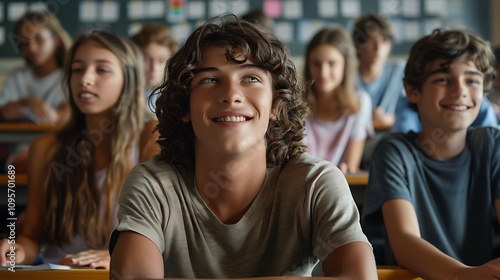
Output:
[43,30,147,247]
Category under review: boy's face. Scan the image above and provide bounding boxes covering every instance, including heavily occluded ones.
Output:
[142,43,172,90]
[406,59,484,132]
[185,46,274,157]
[356,28,391,67]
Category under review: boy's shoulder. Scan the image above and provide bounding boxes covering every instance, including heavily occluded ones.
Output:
[282,153,343,179]
[467,126,500,149]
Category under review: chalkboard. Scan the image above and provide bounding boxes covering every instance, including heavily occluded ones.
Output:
[0,0,491,59]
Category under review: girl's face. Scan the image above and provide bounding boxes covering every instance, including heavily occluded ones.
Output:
[70,40,124,118]
[308,44,345,95]
[18,23,59,67]
[142,43,171,90]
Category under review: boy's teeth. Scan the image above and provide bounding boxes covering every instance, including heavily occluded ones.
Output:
[448,105,467,110]
[217,116,246,122]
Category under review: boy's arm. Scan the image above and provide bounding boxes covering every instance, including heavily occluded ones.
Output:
[322,241,377,279]
[110,231,378,280]
[383,199,500,280]
[110,231,164,279]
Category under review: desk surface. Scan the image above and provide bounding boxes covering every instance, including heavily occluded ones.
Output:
[0,174,27,186]
[0,172,368,188]
[0,122,58,144]
[0,122,58,132]
[345,172,369,186]
[0,267,422,280]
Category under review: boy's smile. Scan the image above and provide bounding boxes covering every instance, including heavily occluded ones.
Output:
[408,59,484,133]
[186,46,274,157]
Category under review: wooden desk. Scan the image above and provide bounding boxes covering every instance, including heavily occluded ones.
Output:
[0,267,422,280]
[3,173,366,188]
[0,269,108,280]
[377,266,423,280]
[0,122,57,143]
[0,174,27,186]
[345,172,369,186]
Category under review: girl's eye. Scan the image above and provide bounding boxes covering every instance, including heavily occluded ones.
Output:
[71,68,82,73]
[97,68,110,74]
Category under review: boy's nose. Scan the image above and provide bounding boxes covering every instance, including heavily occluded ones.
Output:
[450,79,467,97]
[219,81,243,104]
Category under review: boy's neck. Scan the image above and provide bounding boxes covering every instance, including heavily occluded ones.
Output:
[194,147,268,224]
[33,57,59,78]
[417,128,467,161]
[359,62,383,83]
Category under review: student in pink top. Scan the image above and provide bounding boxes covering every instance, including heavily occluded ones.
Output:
[303,27,373,173]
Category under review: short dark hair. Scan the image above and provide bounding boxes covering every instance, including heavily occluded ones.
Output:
[404,28,496,111]
[352,13,394,47]
[154,15,309,168]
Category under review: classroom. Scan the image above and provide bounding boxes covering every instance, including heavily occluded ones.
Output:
[1,0,500,279]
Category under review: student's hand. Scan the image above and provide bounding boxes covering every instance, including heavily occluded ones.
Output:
[0,102,24,120]
[59,249,110,269]
[451,258,500,280]
[23,97,58,124]
[0,238,26,266]
[373,107,395,128]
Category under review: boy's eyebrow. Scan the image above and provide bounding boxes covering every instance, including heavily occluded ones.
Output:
[426,67,484,77]
[193,64,267,74]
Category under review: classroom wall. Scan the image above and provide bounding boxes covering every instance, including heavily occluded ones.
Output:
[0,0,496,77]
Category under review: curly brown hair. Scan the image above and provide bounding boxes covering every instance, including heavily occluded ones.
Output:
[405,28,496,111]
[154,15,309,168]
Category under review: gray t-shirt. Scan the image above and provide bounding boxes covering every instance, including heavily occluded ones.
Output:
[115,153,369,278]
[363,127,500,266]
[0,67,66,108]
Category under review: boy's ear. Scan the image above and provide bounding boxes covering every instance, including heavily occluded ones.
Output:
[181,113,191,122]
[270,108,277,121]
[404,81,421,103]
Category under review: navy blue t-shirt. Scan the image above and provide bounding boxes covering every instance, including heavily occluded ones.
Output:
[363,127,500,266]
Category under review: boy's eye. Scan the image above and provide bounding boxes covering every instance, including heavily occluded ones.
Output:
[433,77,448,84]
[466,78,482,85]
[71,67,82,73]
[242,76,260,83]
[200,77,217,84]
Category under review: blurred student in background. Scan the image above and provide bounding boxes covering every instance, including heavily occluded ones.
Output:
[352,13,405,129]
[303,27,373,173]
[130,23,178,113]
[241,9,274,32]
[0,11,72,173]
[0,11,71,124]
[0,30,159,269]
